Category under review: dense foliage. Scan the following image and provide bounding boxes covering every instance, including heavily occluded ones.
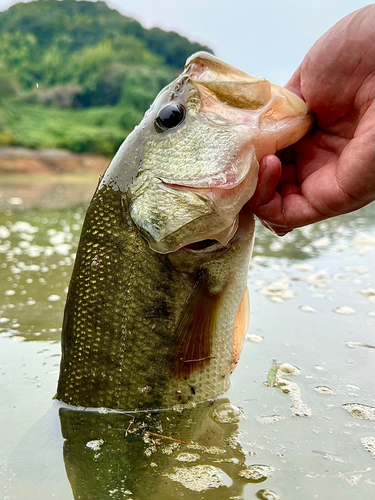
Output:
[0,0,212,155]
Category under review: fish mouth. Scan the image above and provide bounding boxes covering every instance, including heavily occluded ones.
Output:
[169,204,255,277]
[184,238,222,252]
[179,203,252,254]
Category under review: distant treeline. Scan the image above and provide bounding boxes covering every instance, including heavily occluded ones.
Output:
[0,0,212,156]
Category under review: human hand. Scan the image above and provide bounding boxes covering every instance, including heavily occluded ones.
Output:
[248,5,375,235]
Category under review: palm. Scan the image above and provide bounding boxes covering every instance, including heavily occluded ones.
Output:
[248,5,375,234]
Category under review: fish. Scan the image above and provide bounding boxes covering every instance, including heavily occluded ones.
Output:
[56,52,313,411]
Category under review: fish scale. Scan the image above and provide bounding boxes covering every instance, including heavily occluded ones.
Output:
[141,117,241,180]
[56,52,313,410]
[58,187,191,409]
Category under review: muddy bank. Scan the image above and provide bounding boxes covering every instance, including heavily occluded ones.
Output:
[0,147,109,176]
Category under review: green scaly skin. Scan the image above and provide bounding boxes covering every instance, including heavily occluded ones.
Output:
[57,185,193,410]
[56,183,254,410]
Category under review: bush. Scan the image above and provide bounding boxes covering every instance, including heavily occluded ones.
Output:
[58,127,125,156]
[0,63,18,99]
[0,131,17,146]
[0,101,132,156]
[36,84,83,108]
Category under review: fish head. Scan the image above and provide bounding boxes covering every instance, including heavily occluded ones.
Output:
[102,52,313,254]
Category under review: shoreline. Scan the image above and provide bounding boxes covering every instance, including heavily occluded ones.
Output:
[0,147,110,177]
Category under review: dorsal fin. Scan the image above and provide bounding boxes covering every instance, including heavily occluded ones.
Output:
[169,272,223,378]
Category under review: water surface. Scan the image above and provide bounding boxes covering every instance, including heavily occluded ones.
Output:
[0,178,374,499]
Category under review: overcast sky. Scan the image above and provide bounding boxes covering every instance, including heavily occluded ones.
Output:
[0,0,371,84]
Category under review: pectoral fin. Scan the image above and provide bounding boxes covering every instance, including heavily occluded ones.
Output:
[169,273,222,378]
[231,288,250,373]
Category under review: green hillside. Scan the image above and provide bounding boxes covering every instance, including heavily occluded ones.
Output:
[0,0,212,156]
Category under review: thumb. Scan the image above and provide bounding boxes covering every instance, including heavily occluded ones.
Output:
[248,155,294,236]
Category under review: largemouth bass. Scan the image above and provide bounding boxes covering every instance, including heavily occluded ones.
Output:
[56,52,312,410]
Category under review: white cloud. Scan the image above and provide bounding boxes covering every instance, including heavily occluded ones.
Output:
[0,0,370,83]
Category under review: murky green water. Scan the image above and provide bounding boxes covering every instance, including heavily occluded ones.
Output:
[0,178,374,499]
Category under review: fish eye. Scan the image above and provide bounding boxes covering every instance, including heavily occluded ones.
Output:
[155,103,186,132]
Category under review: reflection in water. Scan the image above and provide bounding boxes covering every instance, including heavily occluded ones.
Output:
[60,399,272,500]
[5,398,278,500]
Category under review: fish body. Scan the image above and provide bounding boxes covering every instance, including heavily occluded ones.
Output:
[56,52,312,410]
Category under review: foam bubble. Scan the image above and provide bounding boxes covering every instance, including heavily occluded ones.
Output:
[278,363,300,376]
[86,439,104,451]
[211,403,244,424]
[277,378,312,417]
[256,489,281,500]
[246,333,264,342]
[299,305,316,313]
[341,403,375,421]
[238,464,275,482]
[353,236,375,247]
[9,197,23,206]
[314,386,335,395]
[361,437,375,458]
[259,278,294,303]
[256,415,285,425]
[175,453,200,463]
[0,226,10,239]
[334,306,356,315]
[166,465,232,492]
[47,295,61,302]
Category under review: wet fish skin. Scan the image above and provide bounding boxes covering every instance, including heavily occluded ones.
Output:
[57,184,255,409]
[56,52,313,410]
